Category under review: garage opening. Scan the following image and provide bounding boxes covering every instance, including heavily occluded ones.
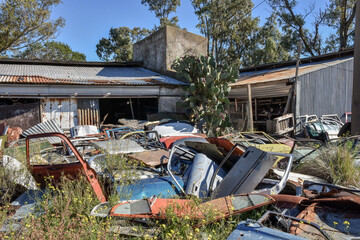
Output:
[229,96,289,132]
[99,98,158,124]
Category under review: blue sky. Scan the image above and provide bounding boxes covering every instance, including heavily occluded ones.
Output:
[50,0,329,61]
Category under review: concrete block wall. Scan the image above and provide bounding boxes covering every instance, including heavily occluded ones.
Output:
[133,25,208,75]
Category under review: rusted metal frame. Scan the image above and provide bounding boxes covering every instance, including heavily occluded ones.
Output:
[303,180,360,194]
[26,132,106,203]
[108,194,275,221]
[236,131,281,144]
[167,145,196,195]
[252,132,280,144]
[197,194,275,226]
[258,210,332,240]
[271,195,306,206]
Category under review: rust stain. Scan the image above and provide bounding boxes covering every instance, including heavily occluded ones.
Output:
[231,60,348,86]
[25,132,107,203]
[290,203,318,236]
[0,75,173,86]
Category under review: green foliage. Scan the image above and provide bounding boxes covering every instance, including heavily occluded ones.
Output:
[96,26,151,62]
[141,0,180,28]
[0,162,18,205]
[268,0,357,56]
[192,0,260,66]
[243,13,292,67]
[0,0,65,55]
[324,0,356,51]
[295,141,360,187]
[158,199,269,240]
[0,176,117,239]
[14,41,86,61]
[0,152,140,239]
[172,55,238,137]
[97,153,141,201]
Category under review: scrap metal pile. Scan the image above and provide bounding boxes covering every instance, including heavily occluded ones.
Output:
[0,114,359,239]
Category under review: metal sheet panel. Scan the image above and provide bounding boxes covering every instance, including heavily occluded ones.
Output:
[92,139,144,154]
[0,65,185,86]
[233,57,352,86]
[227,221,307,240]
[212,147,277,199]
[0,85,168,97]
[22,119,64,143]
[41,99,78,130]
[297,59,353,118]
[230,81,291,98]
[118,175,185,200]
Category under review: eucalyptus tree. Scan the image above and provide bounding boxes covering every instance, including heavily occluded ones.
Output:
[96,27,151,62]
[0,0,64,55]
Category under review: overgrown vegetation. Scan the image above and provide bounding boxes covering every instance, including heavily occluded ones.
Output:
[0,176,117,239]
[0,175,269,239]
[0,144,269,239]
[295,141,360,187]
[158,199,269,240]
[172,55,238,137]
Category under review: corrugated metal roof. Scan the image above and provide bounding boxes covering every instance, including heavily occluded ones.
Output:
[0,64,186,86]
[231,56,353,87]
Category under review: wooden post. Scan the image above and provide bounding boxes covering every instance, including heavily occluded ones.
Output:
[352,0,360,135]
[241,103,244,119]
[283,85,293,114]
[95,109,99,128]
[293,40,302,124]
[87,108,90,125]
[77,109,81,125]
[247,84,254,131]
[129,98,135,119]
[254,98,258,121]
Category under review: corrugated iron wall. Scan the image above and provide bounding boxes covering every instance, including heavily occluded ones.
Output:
[297,59,353,118]
[41,98,78,130]
[229,81,291,98]
[77,99,100,126]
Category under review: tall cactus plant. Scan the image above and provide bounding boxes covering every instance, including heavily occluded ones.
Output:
[172,55,238,137]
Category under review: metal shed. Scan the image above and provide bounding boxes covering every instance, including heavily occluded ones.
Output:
[229,50,354,131]
[0,59,186,131]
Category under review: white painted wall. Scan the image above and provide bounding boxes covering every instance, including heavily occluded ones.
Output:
[41,98,78,130]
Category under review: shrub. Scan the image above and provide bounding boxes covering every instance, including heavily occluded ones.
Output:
[295,141,360,187]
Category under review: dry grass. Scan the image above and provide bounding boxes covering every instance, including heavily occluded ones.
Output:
[295,142,360,187]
